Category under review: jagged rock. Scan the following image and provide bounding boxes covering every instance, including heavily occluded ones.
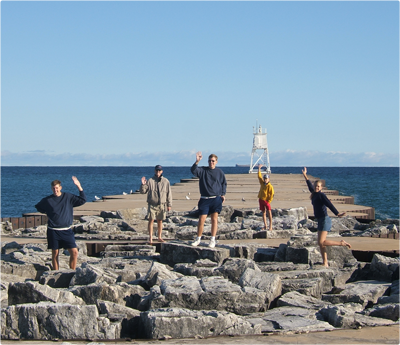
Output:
[363,303,399,321]
[370,253,399,282]
[80,215,105,223]
[217,229,255,240]
[257,262,310,272]
[8,281,85,305]
[141,307,262,339]
[281,277,325,299]
[173,259,219,278]
[245,306,335,334]
[69,282,146,308]
[215,258,260,283]
[277,267,337,294]
[198,276,267,314]
[273,243,287,262]
[1,241,23,254]
[100,211,118,218]
[97,300,143,338]
[69,263,119,286]
[157,276,203,309]
[1,303,121,340]
[143,261,183,289]
[319,303,396,328]
[1,221,13,233]
[321,280,391,307]
[175,226,199,240]
[116,208,147,220]
[160,242,230,266]
[239,268,282,309]
[255,229,312,239]
[1,262,49,280]
[277,290,331,310]
[101,244,158,259]
[39,269,76,288]
[219,205,235,222]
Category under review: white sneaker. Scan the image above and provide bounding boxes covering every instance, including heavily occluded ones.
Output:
[208,239,216,248]
[191,238,201,246]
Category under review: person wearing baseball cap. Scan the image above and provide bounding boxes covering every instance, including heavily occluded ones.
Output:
[257,164,274,231]
[140,165,172,244]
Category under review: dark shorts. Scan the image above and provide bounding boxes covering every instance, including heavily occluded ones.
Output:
[259,199,272,211]
[47,228,77,250]
[198,196,223,216]
[317,216,332,231]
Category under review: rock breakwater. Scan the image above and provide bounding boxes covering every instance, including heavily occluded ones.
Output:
[1,206,399,341]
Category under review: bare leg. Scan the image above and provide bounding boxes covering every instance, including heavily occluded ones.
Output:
[318,231,329,267]
[210,212,218,237]
[51,249,59,270]
[197,214,207,237]
[262,210,267,230]
[267,209,273,231]
[67,248,78,270]
[148,219,154,244]
[156,219,165,242]
[318,231,352,267]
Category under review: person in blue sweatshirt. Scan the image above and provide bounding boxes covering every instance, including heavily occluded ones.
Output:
[190,151,227,248]
[35,176,86,270]
[302,167,351,267]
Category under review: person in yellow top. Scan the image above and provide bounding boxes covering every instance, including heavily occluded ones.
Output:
[257,164,274,230]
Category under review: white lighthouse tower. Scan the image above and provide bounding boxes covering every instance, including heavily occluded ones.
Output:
[249,123,271,174]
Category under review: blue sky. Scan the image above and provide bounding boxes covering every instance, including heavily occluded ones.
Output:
[1,1,399,166]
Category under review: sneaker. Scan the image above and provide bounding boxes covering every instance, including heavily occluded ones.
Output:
[191,238,201,247]
[208,239,216,248]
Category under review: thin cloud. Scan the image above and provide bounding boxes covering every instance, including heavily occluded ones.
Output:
[1,150,398,167]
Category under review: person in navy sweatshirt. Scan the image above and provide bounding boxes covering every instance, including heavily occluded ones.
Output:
[302,167,351,267]
[35,176,86,270]
[190,151,227,248]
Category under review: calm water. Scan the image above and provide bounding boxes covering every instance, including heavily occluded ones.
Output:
[1,166,398,220]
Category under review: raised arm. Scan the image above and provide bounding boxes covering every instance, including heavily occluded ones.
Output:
[302,167,308,181]
[72,176,83,192]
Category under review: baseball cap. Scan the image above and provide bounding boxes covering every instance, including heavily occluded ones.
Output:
[155,165,163,171]
[263,174,270,179]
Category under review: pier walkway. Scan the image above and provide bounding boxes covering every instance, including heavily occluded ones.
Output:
[37,172,374,220]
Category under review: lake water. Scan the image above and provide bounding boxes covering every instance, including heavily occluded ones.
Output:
[1,166,398,220]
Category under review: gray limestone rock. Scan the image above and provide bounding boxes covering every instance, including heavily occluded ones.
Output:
[1,302,120,340]
[69,263,119,286]
[39,270,76,288]
[239,268,282,309]
[69,282,146,308]
[277,290,331,310]
[363,303,399,321]
[8,281,85,305]
[198,276,267,314]
[160,241,230,266]
[281,277,325,299]
[143,261,183,289]
[257,261,310,272]
[141,307,262,339]
[319,303,396,328]
[97,300,142,338]
[321,280,391,307]
[245,306,335,334]
[173,259,219,278]
[370,253,399,282]
[116,208,147,220]
[215,258,260,283]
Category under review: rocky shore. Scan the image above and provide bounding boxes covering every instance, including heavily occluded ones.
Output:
[1,205,399,341]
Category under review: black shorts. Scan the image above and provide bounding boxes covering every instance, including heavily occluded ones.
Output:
[198,196,223,216]
[47,228,77,250]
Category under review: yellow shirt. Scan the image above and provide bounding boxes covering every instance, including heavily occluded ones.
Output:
[257,171,274,203]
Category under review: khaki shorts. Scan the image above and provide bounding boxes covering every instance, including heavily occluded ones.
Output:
[147,204,166,220]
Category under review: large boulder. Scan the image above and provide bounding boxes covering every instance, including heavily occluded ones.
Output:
[160,242,230,266]
[1,303,120,340]
[140,308,262,339]
[8,281,84,306]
